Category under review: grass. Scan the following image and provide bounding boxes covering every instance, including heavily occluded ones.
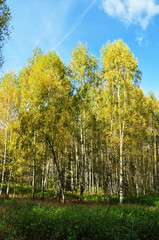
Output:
[3,185,159,207]
[83,193,159,206]
[1,185,56,199]
[0,196,159,240]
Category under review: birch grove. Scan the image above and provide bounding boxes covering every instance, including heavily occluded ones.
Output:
[0,40,158,202]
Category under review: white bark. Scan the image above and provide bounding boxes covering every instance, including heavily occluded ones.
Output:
[32,130,36,199]
[0,128,7,196]
[75,141,78,189]
[80,118,85,202]
[41,145,46,200]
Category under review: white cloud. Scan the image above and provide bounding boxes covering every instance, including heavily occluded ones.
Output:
[136,34,144,46]
[102,0,159,29]
[136,31,150,46]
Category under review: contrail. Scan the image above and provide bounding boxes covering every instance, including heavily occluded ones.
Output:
[53,0,97,50]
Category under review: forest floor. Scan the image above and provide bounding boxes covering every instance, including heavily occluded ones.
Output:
[0,194,159,240]
[3,191,159,207]
[14,198,157,210]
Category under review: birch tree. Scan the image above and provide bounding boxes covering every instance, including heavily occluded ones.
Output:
[69,42,98,202]
[101,40,139,203]
[0,71,17,196]
[24,50,70,203]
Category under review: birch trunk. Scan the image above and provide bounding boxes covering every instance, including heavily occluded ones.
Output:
[154,134,157,192]
[80,120,85,202]
[44,159,50,188]
[107,146,111,204]
[41,145,46,201]
[88,160,91,193]
[32,130,36,199]
[6,169,12,199]
[118,86,124,204]
[119,126,123,204]
[84,139,88,193]
[75,142,78,190]
[47,137,65,203]
[0,128,7,196]
[71,157,74,191]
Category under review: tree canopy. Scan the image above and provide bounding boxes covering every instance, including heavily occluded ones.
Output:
[0,40,158,203]
[0,0,12,66]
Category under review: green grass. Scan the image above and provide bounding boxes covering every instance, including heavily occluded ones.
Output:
[83,193,159,206]
[0,198,159,240]
[1,185,56,199]
[123,194,159,206]
[3,185,159,207]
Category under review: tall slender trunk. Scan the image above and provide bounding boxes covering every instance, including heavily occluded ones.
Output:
[32,130,36,199]
[154,134,157,192]
[41,144,46,201]
[88,160,91,193]
[90,138,94,194]
[135,157,139,196]
[95,139,99,194]
[71,154,74,191]
[107,145,111,204]
[118,86,124,204]
[92,166,94,194]
[75,141,78,190]
[119,126,123,204]
[44,159,50,188]
[0,128,7,196]
[100,143,104,190]
[47,137,65,203]
[80,119,85,202]
[84,137,88,193]
[6,135,13,199]
[6,169,12,199]
[115,157,118,195]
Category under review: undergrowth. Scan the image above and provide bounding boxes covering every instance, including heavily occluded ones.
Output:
[0,198,159,240]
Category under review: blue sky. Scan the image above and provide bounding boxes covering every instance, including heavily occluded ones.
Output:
[2,0,159,97]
